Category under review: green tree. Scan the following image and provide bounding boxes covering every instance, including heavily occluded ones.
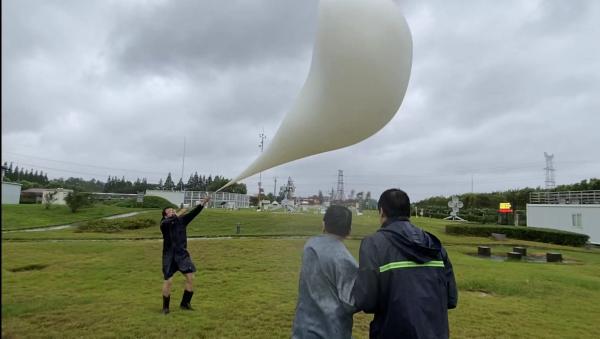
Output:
[163,173,175,190]
[64,191,92,213]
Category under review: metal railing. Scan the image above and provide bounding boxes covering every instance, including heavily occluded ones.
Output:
[529,190,600,205]
[184,191,250,209]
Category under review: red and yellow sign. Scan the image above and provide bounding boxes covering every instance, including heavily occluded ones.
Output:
[499,202,513,213]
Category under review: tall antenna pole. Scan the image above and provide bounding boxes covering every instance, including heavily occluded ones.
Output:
[471,174,474,193]
[258,130,266,207]
[181,137,186,192]
[273,177,277,197]
[544,152,556,189]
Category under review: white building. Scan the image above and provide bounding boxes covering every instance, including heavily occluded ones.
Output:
[2,182,22,204]
[20,188,74,205]
[527,191,600,244]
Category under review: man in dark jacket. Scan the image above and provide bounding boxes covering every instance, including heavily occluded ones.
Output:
[160,196,210,314]
[352,189,458,338]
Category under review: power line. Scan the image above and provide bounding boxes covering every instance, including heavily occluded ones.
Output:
[2,151,165,175]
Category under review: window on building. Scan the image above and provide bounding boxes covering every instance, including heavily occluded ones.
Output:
[571,213,582,228]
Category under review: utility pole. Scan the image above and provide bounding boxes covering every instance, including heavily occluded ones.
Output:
[471,174,474,193]
[180,137,186,192]
[273,177,277,197]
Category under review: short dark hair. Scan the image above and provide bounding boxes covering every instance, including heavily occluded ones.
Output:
[378,189,411,218]
[323,205,352,237]
[161,207,170,219]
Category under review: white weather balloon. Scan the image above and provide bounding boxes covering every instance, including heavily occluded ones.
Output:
[220,0,412,191]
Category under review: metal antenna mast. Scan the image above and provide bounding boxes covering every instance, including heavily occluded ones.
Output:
[544,152,556,189]
[336,170,344,202]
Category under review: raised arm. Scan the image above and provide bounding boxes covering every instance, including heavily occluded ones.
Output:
[180,197,211,226]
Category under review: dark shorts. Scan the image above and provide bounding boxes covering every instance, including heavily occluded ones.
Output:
[163,257,196,280]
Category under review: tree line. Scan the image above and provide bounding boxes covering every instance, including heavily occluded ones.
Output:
[2,162,246,194]
[2,162,49,185]
[415,178,600,211]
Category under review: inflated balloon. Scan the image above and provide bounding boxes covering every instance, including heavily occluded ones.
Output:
[219,0,412,191]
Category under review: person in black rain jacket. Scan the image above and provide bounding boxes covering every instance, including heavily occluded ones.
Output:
[352,189,458,338]
[160,196,210,314]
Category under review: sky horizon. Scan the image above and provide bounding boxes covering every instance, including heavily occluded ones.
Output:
[3,0,599,202]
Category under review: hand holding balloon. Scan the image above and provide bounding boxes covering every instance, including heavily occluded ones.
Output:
[200,196,211,206]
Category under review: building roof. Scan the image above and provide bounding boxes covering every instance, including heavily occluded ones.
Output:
[22,188,73,193]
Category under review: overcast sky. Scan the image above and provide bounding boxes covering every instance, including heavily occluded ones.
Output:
[2,0,599,202]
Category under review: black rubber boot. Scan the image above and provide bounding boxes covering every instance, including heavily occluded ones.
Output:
[162,295,170,314]
[180,290,194,310]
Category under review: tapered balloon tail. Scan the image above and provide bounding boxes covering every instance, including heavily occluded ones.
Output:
[224,0,412,189]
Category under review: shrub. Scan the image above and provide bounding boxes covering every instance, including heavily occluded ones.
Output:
[65,192,93,213]
[445,224,589,247]
[77,218,156,233]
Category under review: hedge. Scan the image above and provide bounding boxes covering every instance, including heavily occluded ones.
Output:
[76,218,156,233]
[445,224,589,247]
[103,196,176,209]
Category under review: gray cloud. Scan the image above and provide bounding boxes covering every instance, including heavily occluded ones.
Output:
[2,0,599,201]
[108,0,318,76]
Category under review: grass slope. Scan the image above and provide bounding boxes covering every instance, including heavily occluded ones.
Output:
[1,204,150,231]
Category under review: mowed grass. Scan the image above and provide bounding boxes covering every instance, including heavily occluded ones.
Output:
[2,208,383,240]
[3,237,600,338]
[1,204,149,231]
[2,208,600,338]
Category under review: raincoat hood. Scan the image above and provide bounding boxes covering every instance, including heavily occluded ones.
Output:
[379,217,443,264]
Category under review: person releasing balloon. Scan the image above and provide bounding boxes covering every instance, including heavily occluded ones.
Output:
[160,196,211,314]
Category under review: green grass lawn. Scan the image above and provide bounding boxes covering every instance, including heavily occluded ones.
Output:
[2,239,600,338]
[1,204,150,231]
[2,208,600,338]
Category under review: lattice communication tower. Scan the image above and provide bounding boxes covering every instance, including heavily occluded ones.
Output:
[336,170,345,201]
[544,152,556,189]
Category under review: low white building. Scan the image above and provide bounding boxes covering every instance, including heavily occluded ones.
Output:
[145,190,184,207]
[21,188,74,205]
[146,190,250,209]
[527,191,600,244]
[2,182,22,204]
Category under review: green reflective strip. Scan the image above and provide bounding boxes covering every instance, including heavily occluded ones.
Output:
[379,260,445,273]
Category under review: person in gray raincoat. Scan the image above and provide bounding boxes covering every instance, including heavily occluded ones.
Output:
[292,205,358,338]
[160,196,210,314]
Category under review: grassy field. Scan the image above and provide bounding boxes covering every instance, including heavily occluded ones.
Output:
[1,204,149,231]
[2,208,600,338]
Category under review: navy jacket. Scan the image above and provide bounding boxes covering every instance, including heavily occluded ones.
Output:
[352,217,458,339]
[160,205,204,278]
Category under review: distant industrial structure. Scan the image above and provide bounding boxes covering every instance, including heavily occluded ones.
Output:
[335,170,345,202]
